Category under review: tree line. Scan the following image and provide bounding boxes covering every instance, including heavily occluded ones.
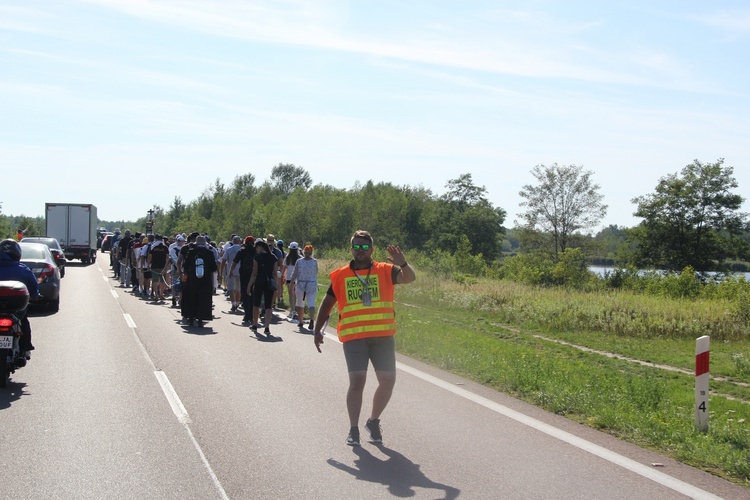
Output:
[3,159,749,279]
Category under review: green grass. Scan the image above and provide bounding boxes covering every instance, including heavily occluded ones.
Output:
[314,260,750,486]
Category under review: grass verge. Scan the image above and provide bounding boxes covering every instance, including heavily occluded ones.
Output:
[313,259,750,486]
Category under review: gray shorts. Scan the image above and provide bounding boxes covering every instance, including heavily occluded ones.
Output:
[342,336,396,373]
[226,275,240,291]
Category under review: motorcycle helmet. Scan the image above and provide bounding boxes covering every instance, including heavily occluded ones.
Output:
[0,239,22,261]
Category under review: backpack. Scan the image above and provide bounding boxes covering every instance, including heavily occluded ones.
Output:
[240,249,255,274]
[195,256,205,278]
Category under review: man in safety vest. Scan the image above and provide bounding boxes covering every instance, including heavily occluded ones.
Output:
[313,229,416,446]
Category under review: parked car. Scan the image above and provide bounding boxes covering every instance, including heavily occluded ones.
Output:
[19,242,61,312]
[100,233,114,252]
[21,236,66,277]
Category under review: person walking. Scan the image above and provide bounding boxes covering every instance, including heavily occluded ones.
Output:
[181,235,217,327]
[139,234,154,299]
[229,235,256,324]
[283,242,301,319]
[313,230,416,446]
[168,234,186,307]
[110,228,121,276]
[248,239,278,336]
[148,234,169,301]
[117,229,133,287]
[275,239,286,307]
[291,244,318,330]
[222,235,243,312]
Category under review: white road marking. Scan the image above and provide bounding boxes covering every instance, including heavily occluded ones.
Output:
[123,313,136,329]
[154,370,228,500]
[154,370,191,424]
[110,290,117,299]
[396,362,723,500]
[117,303,228,500]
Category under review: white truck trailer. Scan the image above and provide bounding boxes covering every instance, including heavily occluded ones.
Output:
[45,203,98,264]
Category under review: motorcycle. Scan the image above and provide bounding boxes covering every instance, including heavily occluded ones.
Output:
[0,281,30,388]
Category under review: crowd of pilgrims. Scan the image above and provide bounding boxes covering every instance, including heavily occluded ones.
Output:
[107,229,319,335]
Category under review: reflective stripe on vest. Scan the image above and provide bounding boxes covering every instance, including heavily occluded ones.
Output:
[330,261,396,342]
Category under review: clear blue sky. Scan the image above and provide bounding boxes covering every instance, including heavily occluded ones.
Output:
[2,1,748,231]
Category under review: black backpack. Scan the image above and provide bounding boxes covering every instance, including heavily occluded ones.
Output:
[240,248,255,274]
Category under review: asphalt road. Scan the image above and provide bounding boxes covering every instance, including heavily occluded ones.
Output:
[0,257,747,499]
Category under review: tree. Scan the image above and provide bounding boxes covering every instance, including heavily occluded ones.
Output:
[592,225,630,264]
[0,203,10,239]
[15,216,43,237]
[270,163,312,196]
[162,196,186,236]
[444,173,488,205]
[517,163,607,257]
[230,172,257,198]
[630,158,749,272]
[428,173,506,260]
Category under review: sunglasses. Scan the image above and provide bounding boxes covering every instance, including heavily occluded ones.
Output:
[351,244,371,251]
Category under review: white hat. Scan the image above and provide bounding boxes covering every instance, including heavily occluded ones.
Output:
[289,241,299,249]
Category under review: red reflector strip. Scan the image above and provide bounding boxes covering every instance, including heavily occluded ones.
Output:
[695,351,710,376]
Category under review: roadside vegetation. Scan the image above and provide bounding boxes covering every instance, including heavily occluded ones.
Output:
[316,250,749,486]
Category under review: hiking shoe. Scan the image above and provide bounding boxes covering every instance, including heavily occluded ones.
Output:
[365,419,382,444]
[346,427,361,446]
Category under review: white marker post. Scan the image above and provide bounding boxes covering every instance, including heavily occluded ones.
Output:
[695,335,710,432]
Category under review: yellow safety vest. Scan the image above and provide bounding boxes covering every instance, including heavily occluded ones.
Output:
[330,261,396,342]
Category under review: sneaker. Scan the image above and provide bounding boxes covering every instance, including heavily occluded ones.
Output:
[346,427,361,446]
[308,319,314,330]
[231,304,238,312]
[264,327,271,336]
[365,418,382,444]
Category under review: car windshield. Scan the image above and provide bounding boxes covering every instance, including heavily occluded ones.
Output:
[22,238,60,250]
[20,244,48,260]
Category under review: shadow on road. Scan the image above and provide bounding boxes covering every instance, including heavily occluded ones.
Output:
[174,319,218,335]
[0,381,28,410]
[328,445,460,499]
[251,330,284,343]
[180,325,217,335]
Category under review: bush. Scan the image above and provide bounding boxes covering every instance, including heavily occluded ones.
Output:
[499,249,596,288]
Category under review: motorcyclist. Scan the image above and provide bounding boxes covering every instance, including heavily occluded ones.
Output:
[0,239,40,358]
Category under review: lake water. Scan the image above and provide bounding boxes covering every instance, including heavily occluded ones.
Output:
[589,266,750,281]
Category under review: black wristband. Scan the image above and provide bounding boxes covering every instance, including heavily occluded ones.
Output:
[400,261,408,268]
